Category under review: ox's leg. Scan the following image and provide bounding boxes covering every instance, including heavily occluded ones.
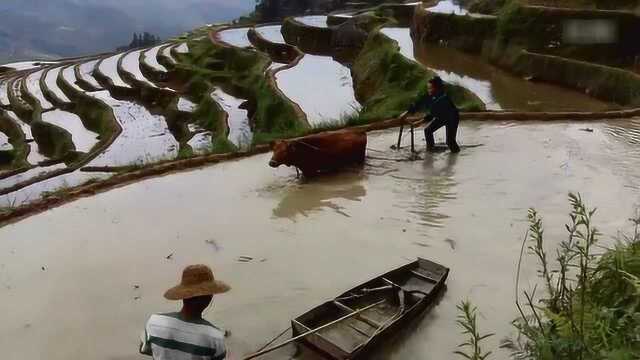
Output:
[295,167,301,178]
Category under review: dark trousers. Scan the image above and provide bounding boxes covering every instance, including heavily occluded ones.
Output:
[424,116,460,153]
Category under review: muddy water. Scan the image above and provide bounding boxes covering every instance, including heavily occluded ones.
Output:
[175,43,189,54]
[41,110,99,153]
[84,91,178,167]
[143,45,168,73]
[383,27,613,112]
[427,0,469,15]
[99,54,132,89]
[177,97,197,113]
[0,170,111,207]
[78,60,103,89]
[3,110,47,165]
[255,25,286,44]
[0,132,11,151]
[1,121,639,359]
[0,79,12,106]
[25,70,54,110]
[121,50,162,89]
[210,88,252,148]
[275,54,359,126]
[62,66,86,93]
[44,67,71,104]
[161,45,178,64]
[295,15,329,27]
[217,28,253,48]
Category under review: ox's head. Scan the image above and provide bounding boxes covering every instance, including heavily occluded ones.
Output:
[269,140,298,168]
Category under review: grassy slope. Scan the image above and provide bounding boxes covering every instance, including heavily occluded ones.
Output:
[352,30,485,124]
[174,35,305,147]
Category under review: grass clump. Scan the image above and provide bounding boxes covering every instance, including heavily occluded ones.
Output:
[507,194,640,359]
[456,301,495,360]
[462,193,640,360]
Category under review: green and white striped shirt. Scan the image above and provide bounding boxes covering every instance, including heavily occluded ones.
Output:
[140,312,226,360]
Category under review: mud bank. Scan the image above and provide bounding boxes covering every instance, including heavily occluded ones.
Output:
[282,17,334,55]
[1,122,640,360]
[248,26,301,64]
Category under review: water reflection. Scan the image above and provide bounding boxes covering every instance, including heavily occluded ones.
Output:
[295,16,328,28]
[394,153,458,229]
[255,25,285,44]
[381,27,612,112]
[272,173,367,220]
[275,54,360,126]
[427,0,469,15]
[217,27,253,48]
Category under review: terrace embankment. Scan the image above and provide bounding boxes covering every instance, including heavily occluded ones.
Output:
[412,3,640,106]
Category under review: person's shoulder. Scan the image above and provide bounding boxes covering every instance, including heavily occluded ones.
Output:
[199,319,226,339]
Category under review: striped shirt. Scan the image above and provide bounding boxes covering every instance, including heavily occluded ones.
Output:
[140,312,226,360]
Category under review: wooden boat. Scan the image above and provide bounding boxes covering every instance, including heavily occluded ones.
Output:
[291,258,449,359]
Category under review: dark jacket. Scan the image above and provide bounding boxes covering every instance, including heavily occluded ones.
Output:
[408,91,459,124]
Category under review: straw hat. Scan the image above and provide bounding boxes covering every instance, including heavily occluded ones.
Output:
[164,264,231,300]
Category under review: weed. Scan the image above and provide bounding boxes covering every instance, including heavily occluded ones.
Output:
[455,300,495,360]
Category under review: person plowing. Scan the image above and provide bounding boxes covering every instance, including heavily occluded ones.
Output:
[402,76,460,153]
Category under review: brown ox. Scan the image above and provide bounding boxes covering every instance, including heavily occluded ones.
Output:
[269,130,367,177]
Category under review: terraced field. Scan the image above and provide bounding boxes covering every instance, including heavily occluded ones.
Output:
[0,1,629,211]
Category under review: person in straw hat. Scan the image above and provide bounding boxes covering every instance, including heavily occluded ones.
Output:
[140,264,231,360]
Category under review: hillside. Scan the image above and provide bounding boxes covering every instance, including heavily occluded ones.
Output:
[0,0,255,63]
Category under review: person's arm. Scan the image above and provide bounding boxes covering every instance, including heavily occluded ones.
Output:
[211,337,227,360]
[407,90,434,114]
[139,328,152,356]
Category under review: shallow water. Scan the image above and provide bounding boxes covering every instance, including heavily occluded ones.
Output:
[177,97,197,113]
[98,54,132,89]
[25,70,54,110]
[61,66,85,93]
[427,0,469,15]
[187,131,213,155]
[210,87,252,148]
[0,163,66,191]
[0,121,638,359]
[41,110,99,153]
[0,61,56,72]
[78,60,102,89]
[10,79,29,107]
[217,27,253,48]
[44,67,71,104]
[275,54,360,126]
[3,110,46,165]
[383,27,612,112]
[84,91,178,167]
[175,43,189,54]
[0,170,111,207]
[121,50,160,89]
[143,44,168,72]
[0,132,11,151]
[295,15,329,28]
[161,45,177,64]
[255,25,286,44]
[0,80,11,106]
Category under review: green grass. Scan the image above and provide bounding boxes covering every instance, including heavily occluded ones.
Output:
[174,36,305,146]
[458,194,640,360]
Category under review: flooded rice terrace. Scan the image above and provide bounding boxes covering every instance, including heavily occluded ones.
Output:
[1,121,640,359]
[382,27,612,112]
[275,54,359,126]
